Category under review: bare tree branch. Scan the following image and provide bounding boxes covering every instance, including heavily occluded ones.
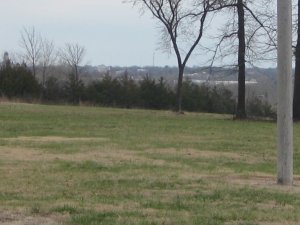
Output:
[59,43,86,83]
[19,26,42,78]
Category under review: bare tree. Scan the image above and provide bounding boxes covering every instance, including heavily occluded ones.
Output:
[59,43,86,84]
[207,0,276,119]
[20,26,42,78]
[40,38,56,87]
[59,43,86,104]
[130,0,222,113]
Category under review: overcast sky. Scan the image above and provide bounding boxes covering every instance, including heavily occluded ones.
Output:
[0,0,277,68]
[0,0,186,67]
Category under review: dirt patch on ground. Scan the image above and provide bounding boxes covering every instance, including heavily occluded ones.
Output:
[0,136,170,166]
[0,146,139,163]
[0,147,42,162]
[0,211,65,225]
[145,148,261,163]
[0,145,171,168]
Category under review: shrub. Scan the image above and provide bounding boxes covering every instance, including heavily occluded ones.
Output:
[64,73,84,104]
[86,74,122,106]
[139,76,174,110]
[181,80,235,114]
[117,72,140,108]
[246,97,276,119]
[43,76,65,102]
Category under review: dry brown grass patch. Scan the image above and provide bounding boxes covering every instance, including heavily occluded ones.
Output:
[147,148,239,158]
[2,136,108,143]
[0,211,65,225]
[225,174,300,193]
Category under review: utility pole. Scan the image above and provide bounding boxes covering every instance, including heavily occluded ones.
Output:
[277,0,293,185]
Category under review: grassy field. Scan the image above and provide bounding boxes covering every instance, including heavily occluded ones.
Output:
[0,103,300,225]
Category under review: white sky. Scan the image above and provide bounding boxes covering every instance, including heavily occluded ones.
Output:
[0,0,276,67]
[0,0,182,67]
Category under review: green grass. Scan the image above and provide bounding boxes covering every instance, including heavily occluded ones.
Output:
[0,102,300,225]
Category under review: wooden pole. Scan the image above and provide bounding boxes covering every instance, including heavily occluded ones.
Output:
[277,0,293,185]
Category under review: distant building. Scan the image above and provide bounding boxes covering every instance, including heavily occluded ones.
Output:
[191,79,258,86]
[97,65,111,73]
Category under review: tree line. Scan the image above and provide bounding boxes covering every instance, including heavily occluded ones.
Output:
[0,55,235,113]
[0,55,275,118]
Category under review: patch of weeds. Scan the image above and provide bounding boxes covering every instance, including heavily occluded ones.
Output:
[37,142,83,154]
[174,195,187,210]
[142,200,168,210]
[223,161,275,174]
[193,216,226,225]
[0,192,25,201]
[238,223,259,225]
[81,179,131,190]
[231,188,300,206]
[194,190,224,202]
[272,192,300,206]
[143,152,219,172]
[142,195,188,211]
[30,203,41,214]
[146,180,177,189]
[51,204,80,214]
[71,211,118,225]
[54,160,108,172]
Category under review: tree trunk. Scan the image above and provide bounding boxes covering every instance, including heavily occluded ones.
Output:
[293,0,300,121]
[176,65,184,113]
[236,0,247,119]
[32,61,36,78]
[42,66,46,87]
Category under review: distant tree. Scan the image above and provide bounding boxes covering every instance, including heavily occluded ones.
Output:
[0,54,41,99]
[118,71,139,108]
[139,76,173,109]
[59,43,86,83]
[86,74,121,106]
[293,0,300,120]
[64,73,84,104]
[43,76,64,102]
[130,0,223,113]
[19,26,42,78]
[40,38,56,87]
[59,43,86,104]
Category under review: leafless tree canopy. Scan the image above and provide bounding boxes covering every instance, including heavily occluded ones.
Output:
[40,38,56,86]
[59,43,86,82]
[20,26,42,77]
[131,0,224,66]
[206,0,276,67]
